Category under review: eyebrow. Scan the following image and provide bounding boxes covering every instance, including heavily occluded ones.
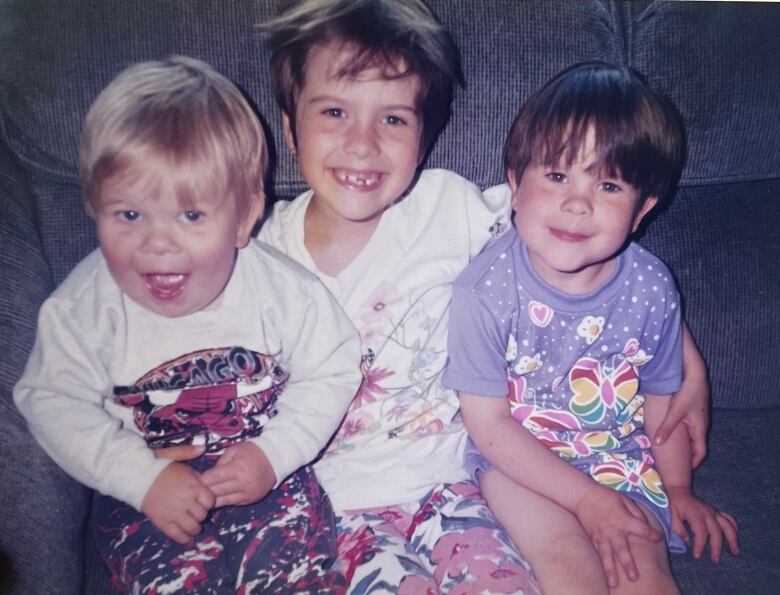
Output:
[306,94,418,113]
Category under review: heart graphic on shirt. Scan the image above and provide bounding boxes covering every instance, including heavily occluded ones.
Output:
[622,338,640,357]
[528,301,554,327]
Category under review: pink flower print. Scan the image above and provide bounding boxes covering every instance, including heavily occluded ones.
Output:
[336,524,381,585]
[398,576,438,595]
[351,367,393,411]
[448,558,535,595]
[358,283,402,338]
[337,410,374,440]
[433,528,534,594]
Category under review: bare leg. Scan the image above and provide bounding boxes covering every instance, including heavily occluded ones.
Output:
[480,468,609,595]
[610,505,678,595]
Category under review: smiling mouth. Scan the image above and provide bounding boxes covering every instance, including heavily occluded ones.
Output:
[332,168,384,191]
[550,228,589,242]
[144,273,187,301]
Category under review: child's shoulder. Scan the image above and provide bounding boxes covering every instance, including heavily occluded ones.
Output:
[624,242,677,287]
[453,227,520,291]
[49,248,120,305]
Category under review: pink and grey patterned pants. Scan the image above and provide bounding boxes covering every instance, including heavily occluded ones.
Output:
[335,480,540,594]
[92,465,345,594]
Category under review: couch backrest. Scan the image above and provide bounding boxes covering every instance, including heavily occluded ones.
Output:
[1,0,779,407]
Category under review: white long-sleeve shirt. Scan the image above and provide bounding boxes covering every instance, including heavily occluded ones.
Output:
[14,240,362,510]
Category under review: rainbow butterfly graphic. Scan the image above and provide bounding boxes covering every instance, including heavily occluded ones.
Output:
[569,357,639,425]
[507,375,620,459]
[591,453,668,508]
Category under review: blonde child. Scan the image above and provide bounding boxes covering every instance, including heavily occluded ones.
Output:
[14,56,361,593]
[254,2,713,592]
[443,62,739,595]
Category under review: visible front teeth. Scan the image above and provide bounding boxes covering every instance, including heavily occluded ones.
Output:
[336,170,381,186]
[149,274,185,287]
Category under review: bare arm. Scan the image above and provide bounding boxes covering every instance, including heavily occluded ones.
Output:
[653,323,709,467]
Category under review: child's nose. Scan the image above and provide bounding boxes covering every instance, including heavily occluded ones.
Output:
[344,119,379,158]
[142,223,178,254]
[561,190,593,215]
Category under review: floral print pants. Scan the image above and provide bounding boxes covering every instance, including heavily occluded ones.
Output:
[335,480,540,594]
[92,465,345,594]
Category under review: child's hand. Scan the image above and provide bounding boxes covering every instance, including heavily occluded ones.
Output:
[141,462,215,544]
[200,442,276,508]
[575,486,663,588]
[654,324,710,468]
[667,486,739,563]
[153,442,206,462]
[653,375,709,468]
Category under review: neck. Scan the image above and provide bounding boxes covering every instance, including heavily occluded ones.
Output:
[303,198,381,277]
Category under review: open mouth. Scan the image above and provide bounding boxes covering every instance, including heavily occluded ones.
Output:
[144,273,187,301]
[332,168,384,191]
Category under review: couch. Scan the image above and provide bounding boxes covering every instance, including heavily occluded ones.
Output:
[1,1,778,593]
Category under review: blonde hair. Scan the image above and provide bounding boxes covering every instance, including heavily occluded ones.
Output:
[80,55,267,220]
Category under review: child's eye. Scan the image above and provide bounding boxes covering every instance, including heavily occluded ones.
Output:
[181,211,202,223]
[118,210,140,222]
[323,108,344,118]
[600,181,622,193]
[546,172,567,183]
[384,114,406,126]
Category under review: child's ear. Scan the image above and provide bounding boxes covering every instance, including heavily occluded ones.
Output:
[235,193,265,248]
[281,112,297,155]
[507,169,519,194]
[632,195,659,232]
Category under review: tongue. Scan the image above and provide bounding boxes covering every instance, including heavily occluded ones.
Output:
[146,274,186,300]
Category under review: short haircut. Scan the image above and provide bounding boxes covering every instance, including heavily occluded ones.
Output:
[80,55,267,219]
[504,61,685,201]
[264,0,462,155]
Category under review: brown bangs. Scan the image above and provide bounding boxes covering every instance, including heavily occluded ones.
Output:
[505,62,685,201]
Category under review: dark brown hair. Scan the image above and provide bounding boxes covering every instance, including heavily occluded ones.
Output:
[504,61,685,201]
[265,0,462,155]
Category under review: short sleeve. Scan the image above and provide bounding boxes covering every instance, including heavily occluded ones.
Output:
[442,284,510,397]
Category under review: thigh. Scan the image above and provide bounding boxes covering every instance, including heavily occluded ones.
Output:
[611,505,678,595]
[336,506,438,595]
[220,466,346,594]
[410,480,540,595]
[480,469,608,594]
[91,493,230,594]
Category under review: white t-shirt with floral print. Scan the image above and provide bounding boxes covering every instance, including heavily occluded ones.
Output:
[259,169,510,510]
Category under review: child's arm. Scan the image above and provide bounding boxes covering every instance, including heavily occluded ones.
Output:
[201,271,362,507]
[460,392,662,586]
[653,323,709,467]
[644,394,739,562]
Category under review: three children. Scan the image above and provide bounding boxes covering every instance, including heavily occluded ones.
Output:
[14,1,734,593]
[14,56,361,593]
[443,62,739,594]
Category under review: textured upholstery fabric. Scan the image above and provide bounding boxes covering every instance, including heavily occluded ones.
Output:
[1,1,778,593]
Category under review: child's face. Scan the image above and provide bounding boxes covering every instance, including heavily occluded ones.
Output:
[94,166,260,317]
[509,129,657,294]
[283,40,424,228]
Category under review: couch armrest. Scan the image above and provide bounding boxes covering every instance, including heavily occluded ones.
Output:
[0,124,90,595]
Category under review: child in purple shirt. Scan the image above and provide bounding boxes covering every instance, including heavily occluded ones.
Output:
[443,62,739,595]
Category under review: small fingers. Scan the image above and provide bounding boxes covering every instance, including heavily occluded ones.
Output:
[596,540,619,589]
[716,512,740,557]
[703,514,723,563]
[689,428,708,469]
[611,536,639,583]
[164,522,194,545]
[154,443,205,462]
